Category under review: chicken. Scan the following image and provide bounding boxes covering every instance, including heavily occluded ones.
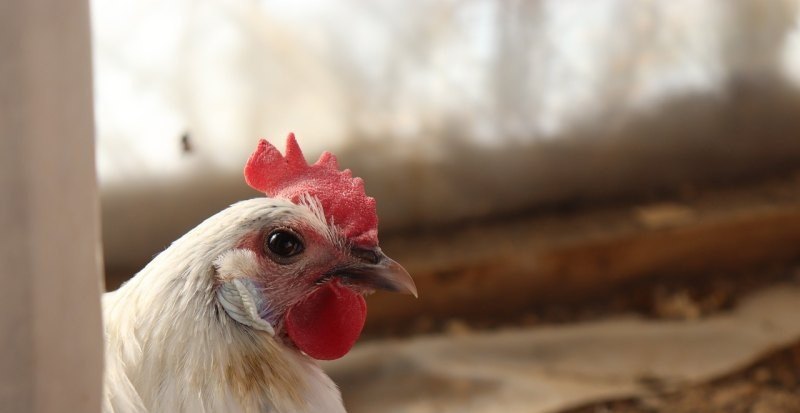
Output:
[102,134,417,413]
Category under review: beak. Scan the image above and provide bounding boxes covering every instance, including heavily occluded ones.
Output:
[337,249,418,298]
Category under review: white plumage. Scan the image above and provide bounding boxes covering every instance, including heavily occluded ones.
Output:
[102,199,346,413]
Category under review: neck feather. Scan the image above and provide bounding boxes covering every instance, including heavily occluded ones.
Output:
[102,199,331,411]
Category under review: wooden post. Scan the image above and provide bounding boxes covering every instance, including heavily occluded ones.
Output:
[0,0,104,411]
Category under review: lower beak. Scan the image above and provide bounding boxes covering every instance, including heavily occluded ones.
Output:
[337,251,418,298]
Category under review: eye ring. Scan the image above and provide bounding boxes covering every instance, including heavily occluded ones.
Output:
[264,229,305,262]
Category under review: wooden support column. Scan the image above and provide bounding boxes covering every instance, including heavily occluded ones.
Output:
[0,0,104,411]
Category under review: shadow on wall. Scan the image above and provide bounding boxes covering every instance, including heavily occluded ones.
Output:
[102,75,800,281]
[339,75,800,233]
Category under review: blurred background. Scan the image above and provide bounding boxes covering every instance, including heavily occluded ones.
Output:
[92,1,800,412]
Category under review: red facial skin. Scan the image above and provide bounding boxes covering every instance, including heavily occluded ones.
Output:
[239,135,389,359]
[234,226,368,360]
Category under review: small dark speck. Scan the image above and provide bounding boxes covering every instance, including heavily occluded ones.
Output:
[181,132,193,154]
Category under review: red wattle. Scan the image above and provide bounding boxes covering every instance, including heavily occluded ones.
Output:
[285,280,367,360]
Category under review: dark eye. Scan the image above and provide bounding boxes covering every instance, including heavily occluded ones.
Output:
[265,230,304,259]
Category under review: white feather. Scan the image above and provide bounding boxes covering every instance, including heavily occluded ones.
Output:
[216,250,276,336]
[102,198,346,413]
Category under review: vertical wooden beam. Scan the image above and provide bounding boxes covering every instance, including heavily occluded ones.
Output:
[0,0,103,411]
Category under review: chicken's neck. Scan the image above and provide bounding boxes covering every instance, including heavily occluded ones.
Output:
[102,207,342,412]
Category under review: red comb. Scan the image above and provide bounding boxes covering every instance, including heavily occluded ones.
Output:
[244,133,378,247]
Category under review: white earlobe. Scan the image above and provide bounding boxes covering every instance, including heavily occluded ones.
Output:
[214,250,275,336]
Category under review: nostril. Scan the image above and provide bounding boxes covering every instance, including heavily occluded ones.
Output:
[351,247,380,264]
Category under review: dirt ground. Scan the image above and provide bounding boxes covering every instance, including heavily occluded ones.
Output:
[548,264,800,413]
[564,339,800,413]
[332,276,800,413]
[361,263,800,413]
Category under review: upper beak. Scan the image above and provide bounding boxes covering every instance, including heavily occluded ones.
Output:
[336,249,418,298]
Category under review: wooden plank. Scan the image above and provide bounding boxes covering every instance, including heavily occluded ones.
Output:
[366,179,800,329]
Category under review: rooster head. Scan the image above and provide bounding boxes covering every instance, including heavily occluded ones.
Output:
[214,133,416,361]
